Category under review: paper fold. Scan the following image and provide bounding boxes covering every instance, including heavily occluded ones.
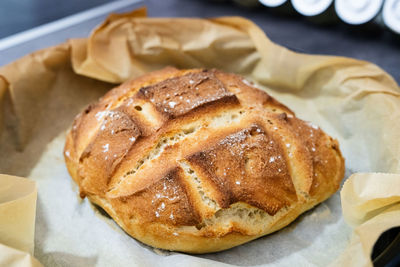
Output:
[0,174,42,267]
[332,173,400,267]
[1,8,400,267]
[341,173,400,227]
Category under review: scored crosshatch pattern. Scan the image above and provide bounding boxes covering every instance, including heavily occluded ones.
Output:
[64,67,344,252]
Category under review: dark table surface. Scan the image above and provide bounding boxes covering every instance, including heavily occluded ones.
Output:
[0,0,399,83]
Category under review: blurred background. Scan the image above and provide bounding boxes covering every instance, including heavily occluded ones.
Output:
[0,0,399,83]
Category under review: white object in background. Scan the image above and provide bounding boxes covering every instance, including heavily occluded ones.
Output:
[383,0,400,34]
[335,0,384,25]
[291,0,333,16]
[259,0,287,7]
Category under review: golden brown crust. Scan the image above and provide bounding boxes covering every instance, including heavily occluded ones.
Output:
[64,67,345,253]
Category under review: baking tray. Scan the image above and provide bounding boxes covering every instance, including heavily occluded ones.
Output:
[0,0,144,66]
[0,1,398,266]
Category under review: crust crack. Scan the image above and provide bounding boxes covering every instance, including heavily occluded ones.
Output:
[107,108,246,196]
[180,161,219,211]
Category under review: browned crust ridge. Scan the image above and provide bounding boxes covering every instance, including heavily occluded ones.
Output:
[64,67,345,253]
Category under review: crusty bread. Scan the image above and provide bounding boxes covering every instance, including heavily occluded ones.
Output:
[64,67,345,253]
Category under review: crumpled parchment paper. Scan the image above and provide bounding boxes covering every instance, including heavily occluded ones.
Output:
[0,174,42,267]
[1,8,399,267]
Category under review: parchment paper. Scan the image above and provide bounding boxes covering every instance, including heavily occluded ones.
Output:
[1,8,400,266]
[0,174,42,267]
[333,173,400,267]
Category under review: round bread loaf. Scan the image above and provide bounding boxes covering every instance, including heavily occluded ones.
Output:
[64,67,345,253]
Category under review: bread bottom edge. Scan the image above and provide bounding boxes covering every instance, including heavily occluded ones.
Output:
[87,193,330,254]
